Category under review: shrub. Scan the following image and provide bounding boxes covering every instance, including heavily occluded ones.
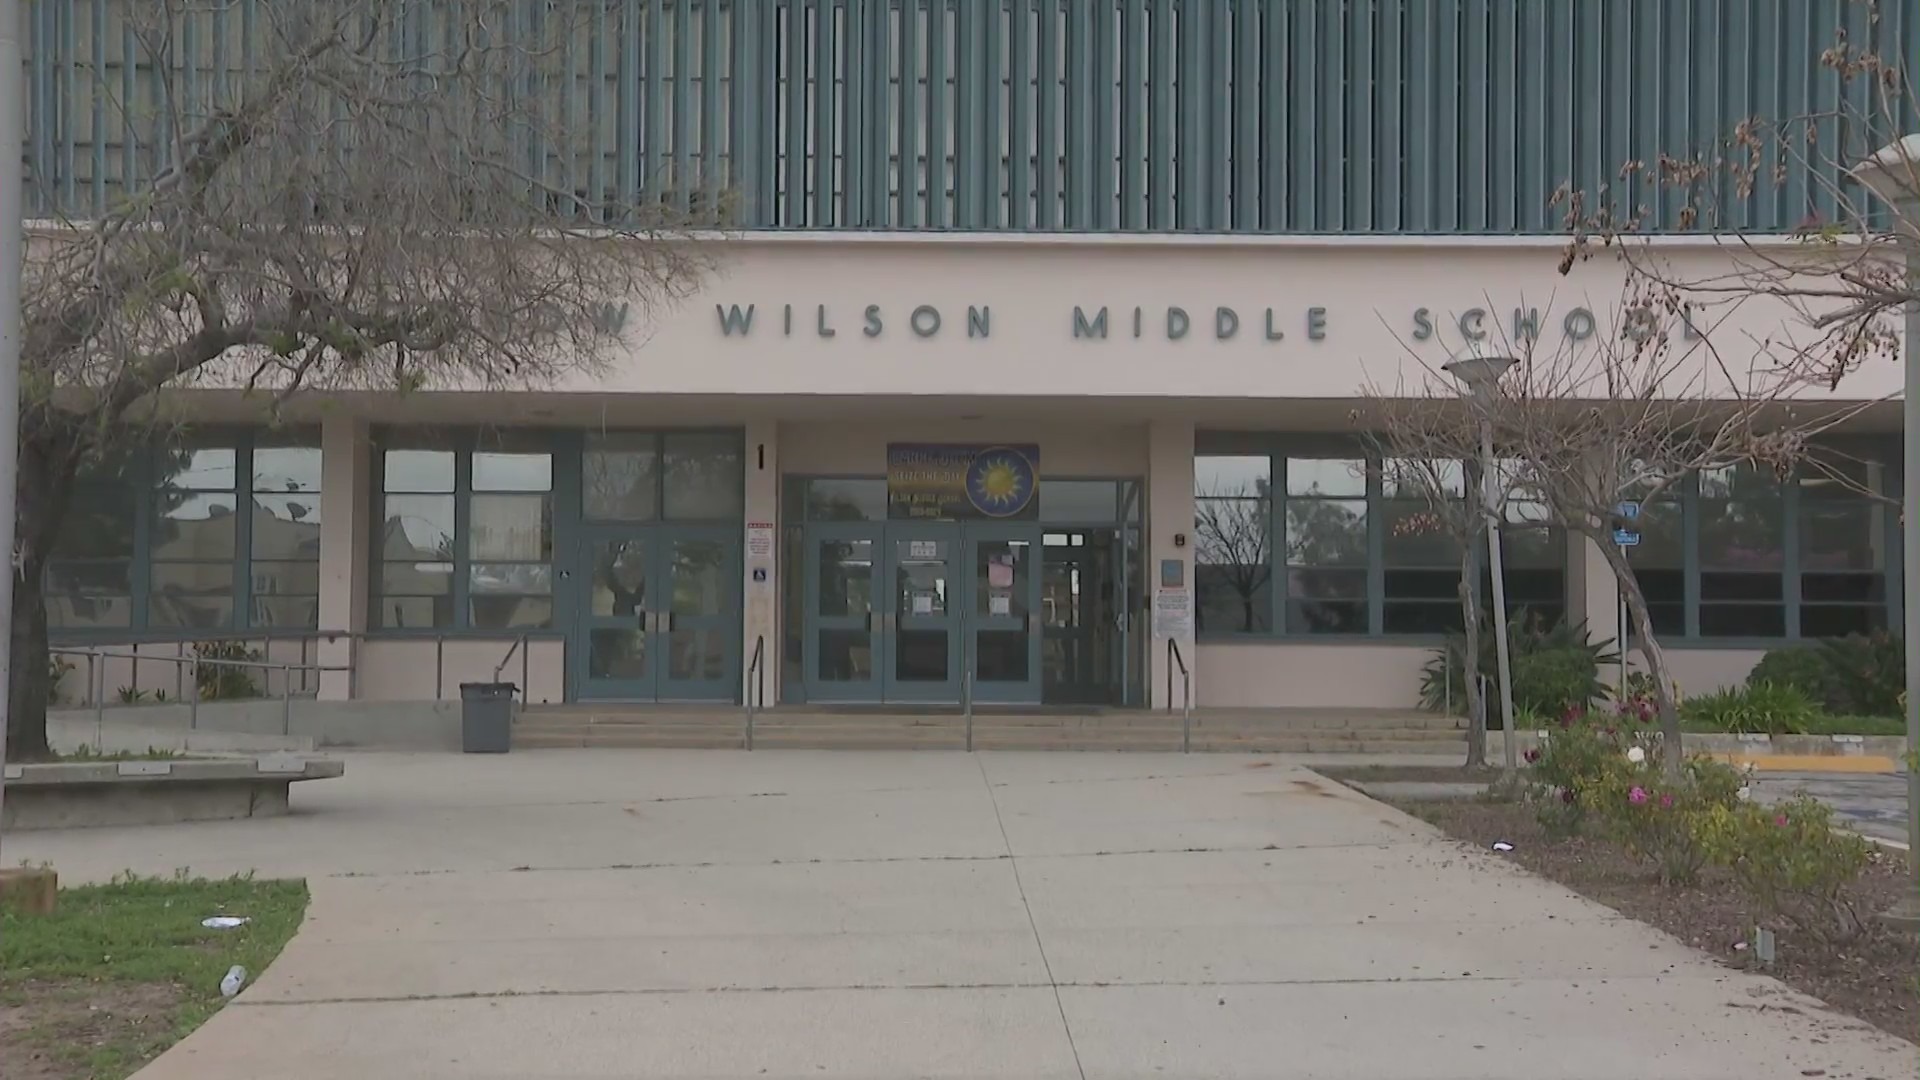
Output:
[1746,647,1832,704]
[193,641,262,701]
[1419,611,1617,722]
[1525,709,1658,839]
[1589,755,1746,886]
[1819,631,1905,718]
[1680,682,1821,737]
[47,655,75,706]
[1695,795,1875,944]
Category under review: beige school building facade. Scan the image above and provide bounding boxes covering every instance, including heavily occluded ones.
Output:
[49,234,1905,719]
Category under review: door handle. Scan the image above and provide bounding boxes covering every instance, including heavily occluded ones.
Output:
[639,609,651,632]
[865,611,874,633]
[663,611,676,634]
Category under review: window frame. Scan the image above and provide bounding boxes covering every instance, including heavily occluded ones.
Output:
[47,430,324,640]
[1193,435,1569,643]
[1624,455,1900,647]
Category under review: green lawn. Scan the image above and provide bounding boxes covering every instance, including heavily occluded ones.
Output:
[1,874,307,1080]
[1677,714,1907,737]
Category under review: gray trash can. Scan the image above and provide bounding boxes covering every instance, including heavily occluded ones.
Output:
[459,682,517,753]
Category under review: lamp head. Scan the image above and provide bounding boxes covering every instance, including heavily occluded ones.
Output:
[1442,341,1518,396]
[1852,133,1920,209]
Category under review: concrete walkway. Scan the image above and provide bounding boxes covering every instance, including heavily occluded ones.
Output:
[7,750,1913,1079]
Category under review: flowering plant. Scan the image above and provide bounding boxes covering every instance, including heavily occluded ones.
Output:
[1591,755,1745,886]
[1524,707,1660,839]
[1695,795,1874,943]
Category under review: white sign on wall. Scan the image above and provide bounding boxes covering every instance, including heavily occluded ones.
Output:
[1152,588,1193,640]
[747,522,774,560]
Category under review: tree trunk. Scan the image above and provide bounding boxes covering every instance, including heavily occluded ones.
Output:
[1457,558,1487,769]
[1598,538,1685,776]
[7,566,53,762]
[8,433,78,763]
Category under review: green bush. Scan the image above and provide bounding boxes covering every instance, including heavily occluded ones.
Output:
[1746,647,1831,703]
[1524,710,1658,839]
[1680,682,1821,737]
[1419,611,1618,723]
[1589,756,1746,886]
[193,641,262,701]
[1695,795,1875,944]
[1819,631,1905,718]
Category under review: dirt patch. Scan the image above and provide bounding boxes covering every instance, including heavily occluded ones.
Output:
[0,980,186,1080]
[1399,799,1920,1044]
[1315,764,1508,785]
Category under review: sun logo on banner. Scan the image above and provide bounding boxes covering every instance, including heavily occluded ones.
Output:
[966,447,1036,517]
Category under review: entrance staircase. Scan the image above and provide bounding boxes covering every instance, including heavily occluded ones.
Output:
[512,704,1466,754]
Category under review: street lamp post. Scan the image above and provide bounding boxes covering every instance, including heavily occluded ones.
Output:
[1444,344,1520,781]
[0,0,26,848]
[1852,133,1920,923]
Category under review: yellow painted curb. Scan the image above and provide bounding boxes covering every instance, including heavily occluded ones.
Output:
[1710,753,1898,775]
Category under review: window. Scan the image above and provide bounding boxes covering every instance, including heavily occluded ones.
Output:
[375,435,555,631]
[584,431,743,521]
[1623,458,1893,641]
[46,454,138,629]
[1488,461,1566,629]
[1194,442,1569,638]
[1798,462,1889,638]
[1286,458,1368,634]
[1194,456,1271,633]
[47,432,322,635]
[250,445,323,629]
[1383,459,1466,634]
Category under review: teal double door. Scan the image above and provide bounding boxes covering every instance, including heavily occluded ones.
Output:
[574,525,740,701]
[805,521,1043,704]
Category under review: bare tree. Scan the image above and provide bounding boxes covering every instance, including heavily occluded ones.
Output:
[1359,407,1492,767]
[1424,292,1874,776]
[1193,484,1272,634]
[13,0,708,758]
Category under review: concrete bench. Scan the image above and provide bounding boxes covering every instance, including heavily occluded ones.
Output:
[0,756,345,829]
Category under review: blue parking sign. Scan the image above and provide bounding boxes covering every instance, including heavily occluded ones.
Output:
[1614,500,1641,547]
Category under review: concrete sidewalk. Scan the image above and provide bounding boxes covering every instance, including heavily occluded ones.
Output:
[8,750,1913,1079]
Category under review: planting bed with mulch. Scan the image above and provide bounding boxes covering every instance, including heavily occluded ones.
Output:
[1390,798,1918,1044]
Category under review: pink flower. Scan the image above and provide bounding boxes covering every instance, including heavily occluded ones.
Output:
[1659,794,1675,809]
[1629,786,1649,805]
[1560,788,1576,804]
[1775,814,1789,827]
[1524,748,1541,764]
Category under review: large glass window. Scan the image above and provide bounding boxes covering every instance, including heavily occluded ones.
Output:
[1285,458,1368,634]
[1797,462,1889,638]
[46,453,138,629]
[1697,464,1786,637]
[1194,456,1272,634]
[584,432,743,521]
[1194,443,1568,638]
[375,435,556,631]
[1382,460,1466,634]
[46,433,321,635]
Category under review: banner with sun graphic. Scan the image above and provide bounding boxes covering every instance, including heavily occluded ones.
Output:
[886,444,1040,520]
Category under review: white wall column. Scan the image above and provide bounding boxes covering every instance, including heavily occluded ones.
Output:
[316,415,371,700]
[743,419,779,705]
[1146,419,1195,709]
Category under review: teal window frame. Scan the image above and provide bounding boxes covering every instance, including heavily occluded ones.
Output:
[1625,456,1899,647]
[48,430,324,640]
[1194,436,1567,642]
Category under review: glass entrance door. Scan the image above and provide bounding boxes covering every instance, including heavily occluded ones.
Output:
[577,526,739,701]
[966,523,1043,703]
[884,524,961,702]
[804,524,883,702]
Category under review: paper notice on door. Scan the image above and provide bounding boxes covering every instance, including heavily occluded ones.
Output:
[1152,587,1193,639]
[747,522,774,559]
[987,562,1014,589]
[913,594,935,615]
[908,540,939,559]
[989,595,1012,616]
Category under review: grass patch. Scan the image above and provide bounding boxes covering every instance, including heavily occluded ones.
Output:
[1,874,307,1080]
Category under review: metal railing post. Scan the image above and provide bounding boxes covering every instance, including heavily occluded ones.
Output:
[282,665,294,736]
[92,654,104,750]
[189,660,200,731]
[435,636,445,700]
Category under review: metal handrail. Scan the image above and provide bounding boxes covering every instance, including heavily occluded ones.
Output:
[51,646,348,739]
[1166,639,1193,753]
[492,632,532,690]
[744,634,766,750]
[962,629,974,752]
